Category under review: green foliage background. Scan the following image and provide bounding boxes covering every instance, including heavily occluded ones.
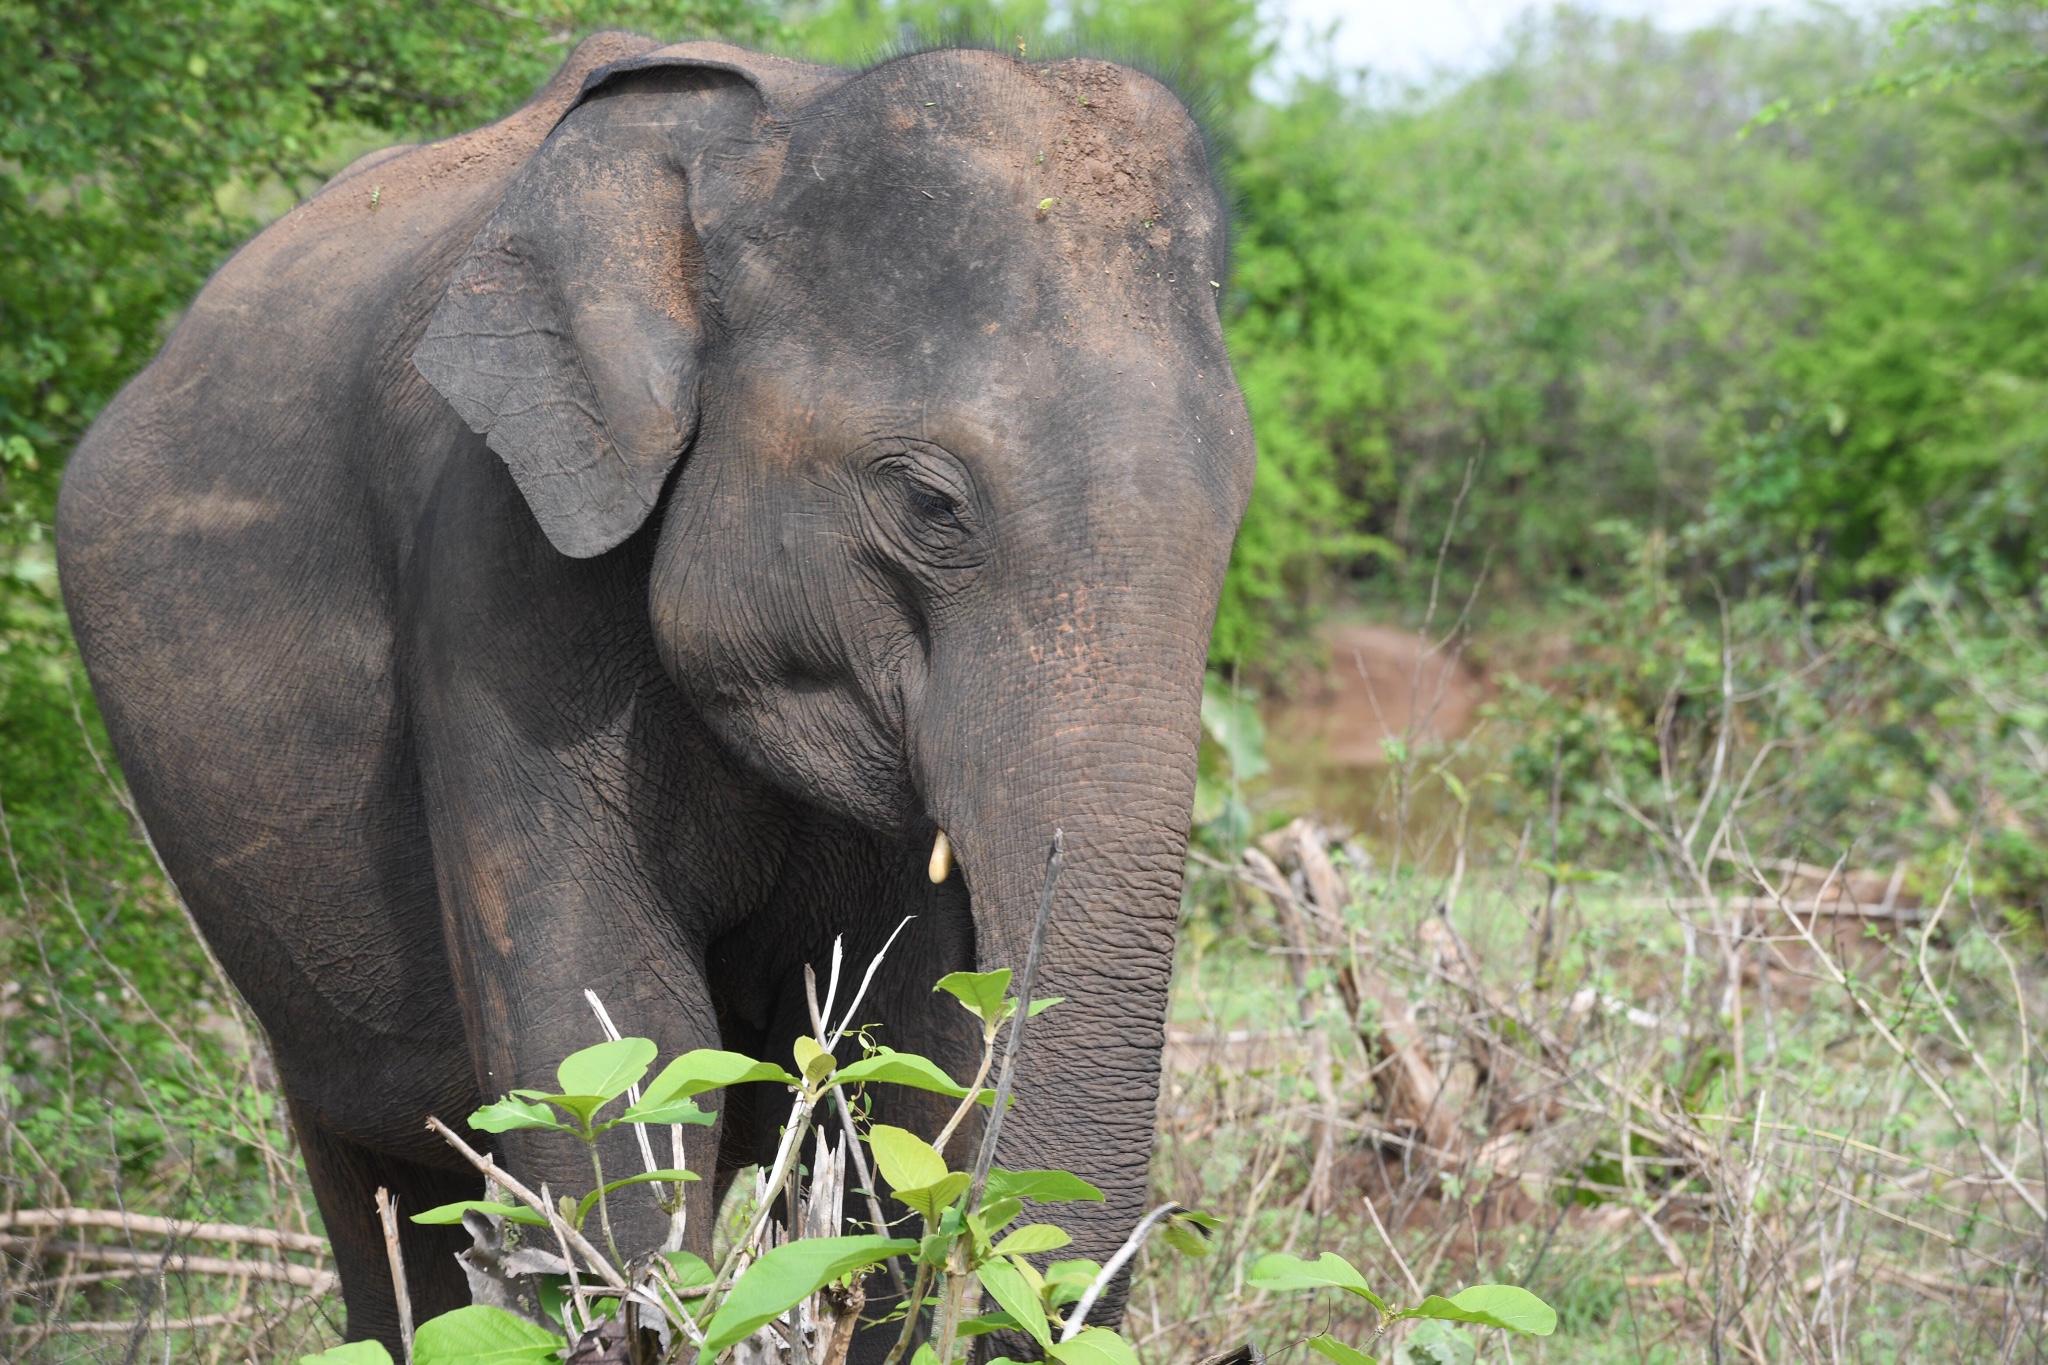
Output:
[4,0,2048,1290]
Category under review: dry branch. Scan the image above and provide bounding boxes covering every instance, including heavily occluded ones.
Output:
[5,1307,273,1335]
[0,1236,337,1291]
[0,1208,328,1254]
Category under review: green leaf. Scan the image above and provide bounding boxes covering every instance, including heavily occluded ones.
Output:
[994,1223,1072,1256]
[984,1169,1105,1204]
[894,1171,971,1223]
[700,1235,916,1351]
[536,1275,568,1326]
[1201,674,1269,782]
[1047,1326,1142,1365]
[1028,996,1064,1017]
[1044,1259,1102,1307]
[834,1049,991,1103]
[614,1095,715,1126]
[663,1250,714,1288]
[556,1037,656,1102]
[1402,1285,1556,1336]
[575,1169,697,1225]
[1160,1211,1218,1256]
[937,969,1013,1025]
[1246,1252,1388,1313]
[528,1092,608,1128]
[976,1196,1025,1234]
[866,1124,950,1192]
[412,1305,562,1365]
[298,1343,394,1365]
[794,1035,835,1084]
[977,1256,1053,1349]
[641,1050,797,1107]
[1305,1334,1377,1365]
[410,1199,547,1229]
[918,1229,957,1266]
[468,1097,566,1134]
[958,1311,1023,1338]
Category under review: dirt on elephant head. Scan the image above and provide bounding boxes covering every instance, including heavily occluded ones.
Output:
[1024,60,1179,230]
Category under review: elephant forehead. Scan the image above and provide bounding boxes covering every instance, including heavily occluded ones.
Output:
[834,52,1217,234]
[743,52,1223,325]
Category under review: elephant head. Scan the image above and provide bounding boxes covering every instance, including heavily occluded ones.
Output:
[413,37,1253,1305]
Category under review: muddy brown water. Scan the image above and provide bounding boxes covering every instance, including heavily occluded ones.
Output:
[1260,621,1487,845]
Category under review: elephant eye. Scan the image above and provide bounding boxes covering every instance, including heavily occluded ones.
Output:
[906,483,961,527]
[865,445,978,560]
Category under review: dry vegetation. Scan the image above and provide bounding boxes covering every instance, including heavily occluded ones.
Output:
[1133,635,2048,1363]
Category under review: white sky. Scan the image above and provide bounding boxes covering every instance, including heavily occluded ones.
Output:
[1267,0,1880,88]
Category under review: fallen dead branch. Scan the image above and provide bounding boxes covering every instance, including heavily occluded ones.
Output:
[0,1207,328,1254]
[0,1235,337,1290]
[4,1307,272,1336]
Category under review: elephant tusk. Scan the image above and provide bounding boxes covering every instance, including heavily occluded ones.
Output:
[928,829,953,884]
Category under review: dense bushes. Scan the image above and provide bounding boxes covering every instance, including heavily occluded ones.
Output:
[1233,5,2048,639]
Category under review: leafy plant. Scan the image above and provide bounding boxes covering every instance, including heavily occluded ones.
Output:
[315,904,1558,1365]
[1247,1253,1555,1365]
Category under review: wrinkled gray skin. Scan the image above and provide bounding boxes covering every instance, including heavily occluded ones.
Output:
[56,32,1252,1357]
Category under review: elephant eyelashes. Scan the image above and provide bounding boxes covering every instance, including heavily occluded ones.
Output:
[907,484,961,527]
[862,447,981,565]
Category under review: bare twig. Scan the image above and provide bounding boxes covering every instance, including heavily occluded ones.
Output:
[1059,1203,1183,1342]
[422,1116,625,1287]
[806,962,909,1298]
[0,1210,328,1254]
[0,1237,335,1291]
[374,1188,414,1364]
[966,829,1065,1211]
[1750,854,2047,1221]
[1361,1193,1423,1302]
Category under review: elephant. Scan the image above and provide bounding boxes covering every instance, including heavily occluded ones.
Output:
[55,29,1253,1356]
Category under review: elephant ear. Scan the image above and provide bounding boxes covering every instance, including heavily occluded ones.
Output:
[413,44,838,559]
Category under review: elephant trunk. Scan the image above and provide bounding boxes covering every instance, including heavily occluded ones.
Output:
[918,599,1210,1324]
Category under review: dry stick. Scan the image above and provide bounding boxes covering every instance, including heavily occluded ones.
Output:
[1360,1194,1422,1303]
[1245,847,1336,1210]
[374,1188,414,1365]
[928,832,1065,1365]
[114,1254,163,1365]
[1912,858,2021,1122]
[965,829,1065,1211]
[422,1117,626,1287]
[1058,1203,1183,1344]
[0,1237,335,1290]
[828,916,918,1052]
[8,1307,273,1337]
[584,990,691,1256]
[804,965,910,1299]
[711,923,922,1350]
[583,991,663,1182]
[542,1184,589,1339]
[0,1210,329,1254]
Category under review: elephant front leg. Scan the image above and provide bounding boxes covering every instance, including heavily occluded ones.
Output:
[426,764,775,1267]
